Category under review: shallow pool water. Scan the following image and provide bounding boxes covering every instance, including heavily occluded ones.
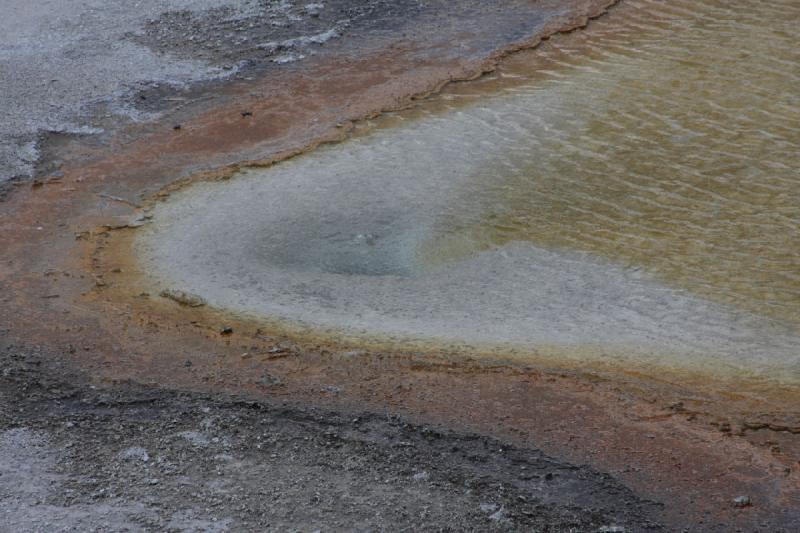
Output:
[136,0,800,381]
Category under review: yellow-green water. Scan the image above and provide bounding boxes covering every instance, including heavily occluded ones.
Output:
[411,0,800,325]
[137,0,800,381]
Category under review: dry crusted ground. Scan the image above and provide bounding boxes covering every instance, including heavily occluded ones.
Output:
[1,0,798,531]
[0,340,662,532]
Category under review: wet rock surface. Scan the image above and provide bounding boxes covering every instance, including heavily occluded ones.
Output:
[0,342,663,531]
[159,288,207,307]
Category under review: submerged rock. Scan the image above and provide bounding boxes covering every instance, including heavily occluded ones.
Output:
[159,289,206,307]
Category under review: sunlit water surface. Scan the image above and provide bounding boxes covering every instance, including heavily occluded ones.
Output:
[137,0,800,382]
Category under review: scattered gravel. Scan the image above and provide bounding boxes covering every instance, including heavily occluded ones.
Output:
[0,341,665,531]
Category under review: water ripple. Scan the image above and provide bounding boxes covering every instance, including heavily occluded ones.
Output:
[136,0,800,381]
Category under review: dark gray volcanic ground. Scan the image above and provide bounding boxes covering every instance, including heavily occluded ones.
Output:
[0,340,662,531]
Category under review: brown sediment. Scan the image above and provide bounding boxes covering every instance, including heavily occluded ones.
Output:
[1,0,799,529]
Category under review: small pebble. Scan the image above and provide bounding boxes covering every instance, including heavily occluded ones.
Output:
[732,495,751,508]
